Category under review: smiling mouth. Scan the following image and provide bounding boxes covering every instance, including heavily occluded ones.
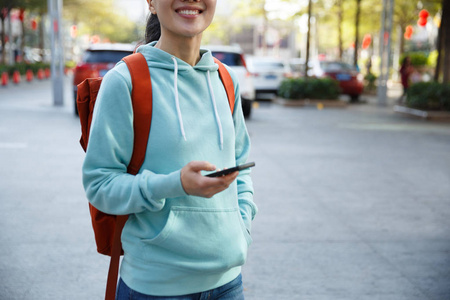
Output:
[176,9,202,16]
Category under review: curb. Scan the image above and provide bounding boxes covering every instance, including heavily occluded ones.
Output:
[274,97,348,108]
[393,105,450,122]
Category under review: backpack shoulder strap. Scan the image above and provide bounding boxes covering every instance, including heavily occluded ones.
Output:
[213,57,235,115]
[104,52,152,300]
[122,53,153,175]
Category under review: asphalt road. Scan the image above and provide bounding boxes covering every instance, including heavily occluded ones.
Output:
[1,78,449,300]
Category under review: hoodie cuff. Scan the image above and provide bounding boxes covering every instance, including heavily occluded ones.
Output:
[141,169,187,203]
[239,201,255,233]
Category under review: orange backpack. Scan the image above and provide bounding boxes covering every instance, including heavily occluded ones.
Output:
[77,52,235,300]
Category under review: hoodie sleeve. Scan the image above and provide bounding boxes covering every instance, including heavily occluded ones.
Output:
[226,66,258,233]
[82,65,187,215]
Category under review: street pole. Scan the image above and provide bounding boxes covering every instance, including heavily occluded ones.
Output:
[377,0,394,106]
[48,0,64,106]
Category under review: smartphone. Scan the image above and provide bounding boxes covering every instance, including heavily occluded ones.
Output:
[206,162,256,177]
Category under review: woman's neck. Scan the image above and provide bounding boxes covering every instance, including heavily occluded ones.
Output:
[155,34,203,66]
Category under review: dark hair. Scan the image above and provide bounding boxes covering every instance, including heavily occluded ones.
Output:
[145,13,161,44]
[401,56,410,67]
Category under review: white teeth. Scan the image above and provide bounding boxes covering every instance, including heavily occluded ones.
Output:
[178,10,199,15]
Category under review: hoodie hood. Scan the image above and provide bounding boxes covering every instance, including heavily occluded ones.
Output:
[135,41,226,149]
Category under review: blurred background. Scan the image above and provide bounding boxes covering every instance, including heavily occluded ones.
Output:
[0,0,449,108]
[1,1,450,299]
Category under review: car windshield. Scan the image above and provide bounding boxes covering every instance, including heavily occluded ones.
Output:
[211,52,244,66]
[320,62,356,72]
[83,50,132,63]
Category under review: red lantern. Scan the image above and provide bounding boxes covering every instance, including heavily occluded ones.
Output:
[31,19,37,31]
[418,9,428,27]
[404,25,413,40]
[362,34,371,49]
[417,17,427,27]
[419,9,429,19]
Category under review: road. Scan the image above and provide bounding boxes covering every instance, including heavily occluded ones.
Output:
[1,78,450,300]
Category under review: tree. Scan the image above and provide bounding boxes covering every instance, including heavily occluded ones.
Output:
[63,0,141,43]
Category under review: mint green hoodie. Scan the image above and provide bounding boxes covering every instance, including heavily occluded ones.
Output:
[82,42,257,296]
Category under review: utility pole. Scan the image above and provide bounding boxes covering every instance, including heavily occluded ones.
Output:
[377,0,394,106]
[48,0,64,106]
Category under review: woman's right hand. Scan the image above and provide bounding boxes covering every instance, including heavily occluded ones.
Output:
[180,161,239,198]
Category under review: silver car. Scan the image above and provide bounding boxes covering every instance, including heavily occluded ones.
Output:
[247,57,291,99]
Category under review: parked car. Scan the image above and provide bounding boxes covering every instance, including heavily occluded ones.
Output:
[290,59,364,101]
[247,57,291,99]
[206,45,255,117]
[319,61,364,101]
[73,43,135,115]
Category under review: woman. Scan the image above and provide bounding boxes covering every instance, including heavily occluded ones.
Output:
[82,0,257,299]
[398,56,413,104]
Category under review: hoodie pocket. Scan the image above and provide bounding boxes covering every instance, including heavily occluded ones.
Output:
[141,206,251,273]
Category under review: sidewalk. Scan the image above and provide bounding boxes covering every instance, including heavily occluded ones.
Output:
[1,79,449,300]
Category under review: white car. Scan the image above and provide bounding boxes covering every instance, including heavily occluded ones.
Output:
[205,45,255,118]
[247,57,291,99]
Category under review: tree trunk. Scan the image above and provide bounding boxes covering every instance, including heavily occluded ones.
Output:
[354,0,361,67]
[434,10,444,82]
[305,0,312,78]
[337,0,343,59]
[39,11,45,61]
[399,25,405,55]
[1,16,5,64]
[442,0,450,83]
[20,19,25,62]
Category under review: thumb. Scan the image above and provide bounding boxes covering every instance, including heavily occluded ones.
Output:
[188,161,216,172]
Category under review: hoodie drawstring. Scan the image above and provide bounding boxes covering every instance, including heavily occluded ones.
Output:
[171,57,187,141]
[207,70,224,150]
[170,56,224,150]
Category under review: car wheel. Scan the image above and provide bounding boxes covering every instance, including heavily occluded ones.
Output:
[74,91,79,116]
[242,99,252,118]
[350,94,360,103]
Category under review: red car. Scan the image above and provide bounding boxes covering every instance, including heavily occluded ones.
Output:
[319,61,364,102]
[290,59,364,102]
[73,43,135,114]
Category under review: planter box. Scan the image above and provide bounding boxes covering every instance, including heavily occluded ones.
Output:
[274,97,348,108]
[394,105,450,121]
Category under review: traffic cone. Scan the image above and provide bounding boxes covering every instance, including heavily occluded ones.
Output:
[44,68,50,78]
[13,71,21,84]
[26,69,33,82]
[1,72,8,86]
[37,69,45,80]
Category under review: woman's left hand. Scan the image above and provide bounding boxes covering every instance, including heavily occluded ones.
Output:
[180,161,239,198]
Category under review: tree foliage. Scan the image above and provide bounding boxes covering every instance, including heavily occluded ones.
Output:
[63,0,141,43]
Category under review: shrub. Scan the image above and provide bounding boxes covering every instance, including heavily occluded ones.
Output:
[3,62,51,76]
[0,64,7,74]
[406,82,450,111]
[278,77,340,100]
[364,73,377,90]
[400,52,428,67]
